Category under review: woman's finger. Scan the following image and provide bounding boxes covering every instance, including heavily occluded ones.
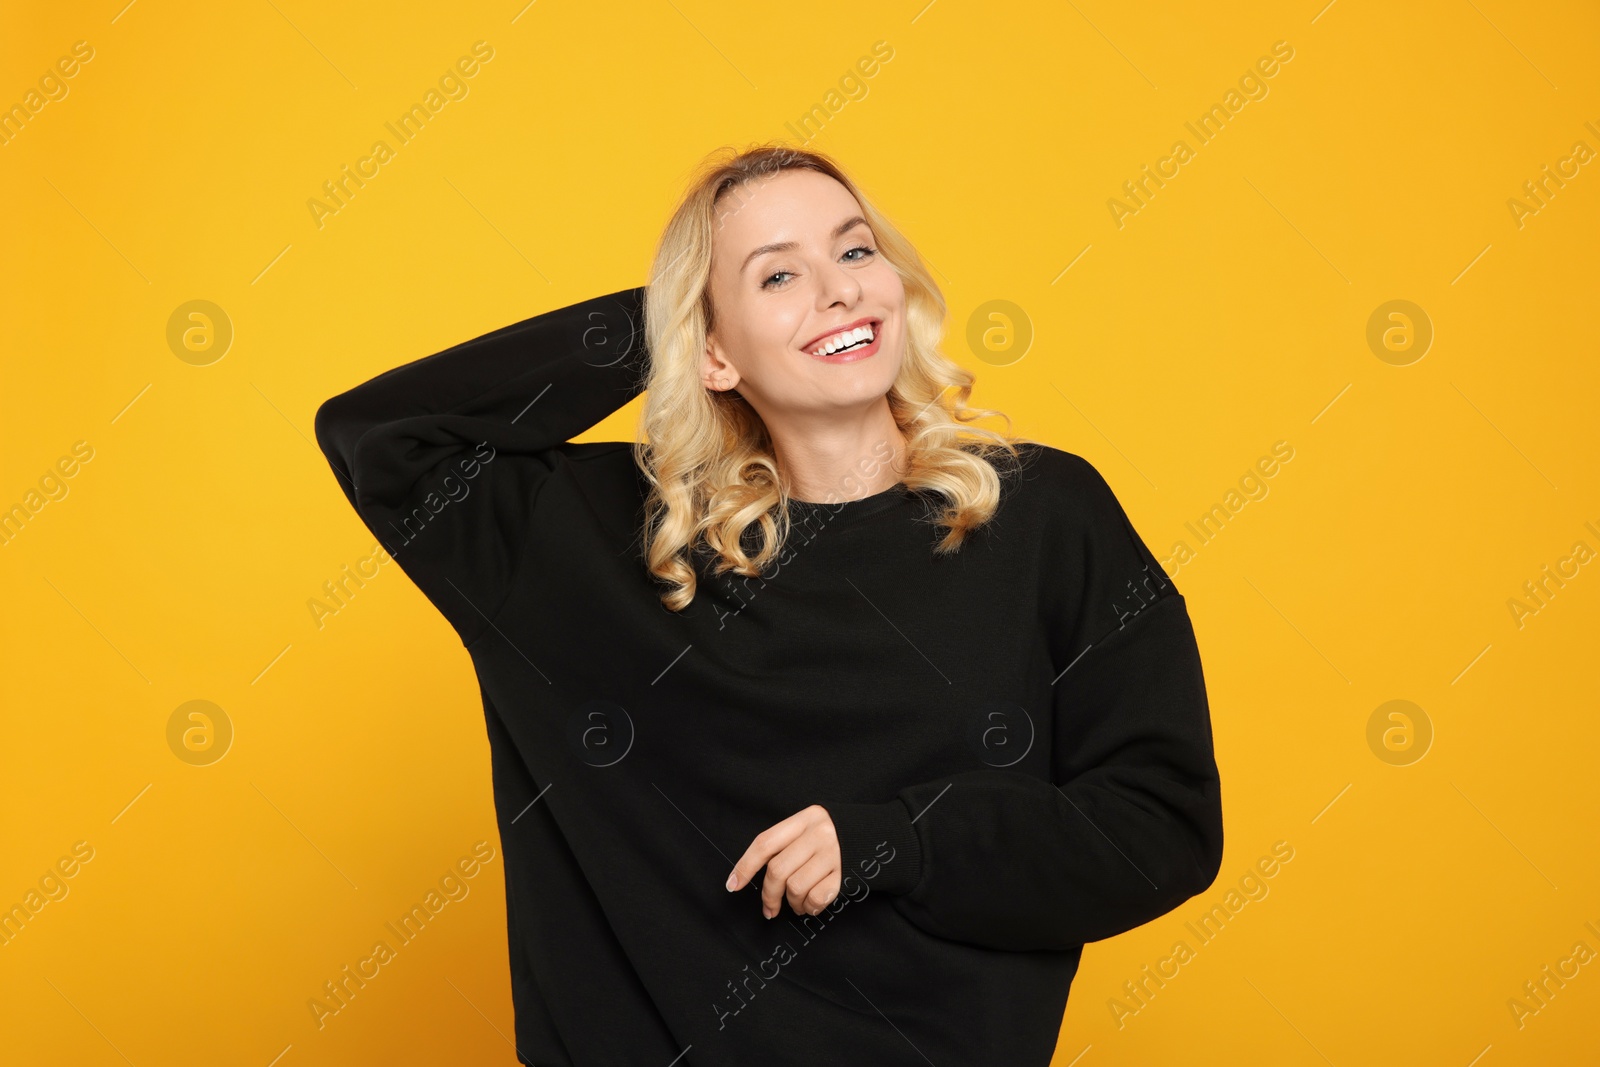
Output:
[726,812,807,893]
[785,853,841,916]
[760,838,816,918]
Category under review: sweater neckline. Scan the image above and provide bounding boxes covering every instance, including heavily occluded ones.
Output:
[784,482,911,526]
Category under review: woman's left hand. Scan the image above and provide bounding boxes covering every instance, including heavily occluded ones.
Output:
[726,805,841,919]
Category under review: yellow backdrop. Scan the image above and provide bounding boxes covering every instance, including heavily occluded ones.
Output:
[3,1,1597,1063]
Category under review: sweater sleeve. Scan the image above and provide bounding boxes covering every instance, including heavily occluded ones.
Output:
[822,453,1224,952]
[312,285,649,648]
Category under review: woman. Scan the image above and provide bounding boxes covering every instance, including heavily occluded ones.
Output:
[314,144,1223,1066]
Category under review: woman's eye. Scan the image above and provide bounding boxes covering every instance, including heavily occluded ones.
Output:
[760,246,877,290]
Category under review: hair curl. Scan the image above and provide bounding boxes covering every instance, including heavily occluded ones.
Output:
[633,142,1037,612]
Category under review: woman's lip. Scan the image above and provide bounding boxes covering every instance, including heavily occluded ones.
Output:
[808,325,882,364]
[802,317,881,352]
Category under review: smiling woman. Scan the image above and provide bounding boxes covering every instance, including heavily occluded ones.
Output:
[641,147,1025,608]
[314,142,1224,1066]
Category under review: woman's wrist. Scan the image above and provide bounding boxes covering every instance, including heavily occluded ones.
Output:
[821,798,925,896]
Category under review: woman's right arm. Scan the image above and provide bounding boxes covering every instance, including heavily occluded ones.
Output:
[313,285,649,647]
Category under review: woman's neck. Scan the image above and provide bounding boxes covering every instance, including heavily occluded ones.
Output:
[769,403,909,504]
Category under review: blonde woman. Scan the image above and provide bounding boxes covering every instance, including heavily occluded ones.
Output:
[315,144,1223,1065]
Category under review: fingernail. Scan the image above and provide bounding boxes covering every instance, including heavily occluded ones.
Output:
[725,872,737,891]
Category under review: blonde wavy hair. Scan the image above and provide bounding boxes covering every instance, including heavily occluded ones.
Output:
[634,143,1036,612]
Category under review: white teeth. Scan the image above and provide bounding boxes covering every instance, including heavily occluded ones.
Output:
[810,324,875,356]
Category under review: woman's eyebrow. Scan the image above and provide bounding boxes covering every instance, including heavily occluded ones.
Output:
[740,215,870,275]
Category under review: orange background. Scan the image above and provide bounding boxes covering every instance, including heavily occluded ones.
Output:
[3,1,1598,1063]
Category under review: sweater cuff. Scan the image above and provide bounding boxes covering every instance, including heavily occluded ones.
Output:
[822,799,925,897]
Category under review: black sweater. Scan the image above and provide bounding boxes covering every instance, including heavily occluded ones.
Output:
[313,286,1224,1066]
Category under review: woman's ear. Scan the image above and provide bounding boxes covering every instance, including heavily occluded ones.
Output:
[700,335,740,393]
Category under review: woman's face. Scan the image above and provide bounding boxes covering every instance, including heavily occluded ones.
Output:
[702,168,906,420]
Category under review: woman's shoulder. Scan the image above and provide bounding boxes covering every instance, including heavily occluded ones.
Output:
[1001,440,1115,502]
[997,440,1149,541]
